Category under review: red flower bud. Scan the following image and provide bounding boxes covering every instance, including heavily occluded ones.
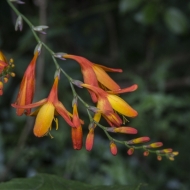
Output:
[85,128,94,151]
[110,142,117,156]
[127,148,134,155]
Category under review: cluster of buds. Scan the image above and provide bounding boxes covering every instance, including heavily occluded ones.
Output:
[8,0,178,161]
[0,51,15,95]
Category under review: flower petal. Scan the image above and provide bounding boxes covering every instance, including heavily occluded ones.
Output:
[107,84,138,94]
[92,64,121,91]
[0,51,8,63]
[54,101,75,127]
[107,94,138,117]
[33,102,55,137]
[93,64,122,73]
[12,98,47,109]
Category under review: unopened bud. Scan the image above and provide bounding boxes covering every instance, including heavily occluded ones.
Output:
[85,128,94,151]
[9,58,14,64]
[127,137,150,145]
[168,156,174,161]
[10,72,15,77]
[171,151,179,156]
[112,127,137,134]
[145,142,163,148]
[143,150,149,156]
[158,148,173,154]
[110,142,117,156]
[127,147,134,155]
[3,78,8,83]
[15,15,23,31]
[157,155,162,161]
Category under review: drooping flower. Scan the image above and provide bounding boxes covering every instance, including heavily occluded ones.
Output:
[12,76,75,137]
[81,83,138,127]
[13,52,39,115]
[62,54,122,102]
[71,99,83,150]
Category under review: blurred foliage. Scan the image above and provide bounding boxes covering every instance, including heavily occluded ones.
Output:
[0,173,147,190]
[0,0,190,190]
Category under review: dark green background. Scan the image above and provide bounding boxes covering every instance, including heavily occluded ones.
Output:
[0,0,189,189]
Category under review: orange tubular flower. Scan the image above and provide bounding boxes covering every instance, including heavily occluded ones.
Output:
[12,76,75,137]
[63,54,122,102]
[71,102,83,150]
[13,52,39,116]
[86,128,94,151]
[82,83,138,127]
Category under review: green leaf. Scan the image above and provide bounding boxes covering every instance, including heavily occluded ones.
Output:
[119,0,142,14]
[164,7,187,34]
[0,173,147,190]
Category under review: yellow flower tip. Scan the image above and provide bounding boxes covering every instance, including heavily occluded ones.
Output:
[62,53,69,59]
[107,94,138,118]
[85,128,94,151]
[33,102,55,137]
[113,127,138,134]
[159,148,173,153]
[9,58,14,64]
[0,51,8,63]
[168,156,175,161]
[148,142,163,148]
[172,151,179,156]
[110,142,117,156]
[127,147,134,155]
[10,72,16,77]
[127,136,150,145]
[3,77,8,83]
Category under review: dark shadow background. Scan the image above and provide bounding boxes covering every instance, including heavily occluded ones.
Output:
[0,0,189,189]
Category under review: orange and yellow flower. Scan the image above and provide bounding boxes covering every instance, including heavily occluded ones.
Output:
[81,83,138,127]
[13,52,39,116]
[63,54,122,102]
[0,51,15,95]
[12,76,75,137]
[71,100,83,150]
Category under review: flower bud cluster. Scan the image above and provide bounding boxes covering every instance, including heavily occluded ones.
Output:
[0,51,15,95]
